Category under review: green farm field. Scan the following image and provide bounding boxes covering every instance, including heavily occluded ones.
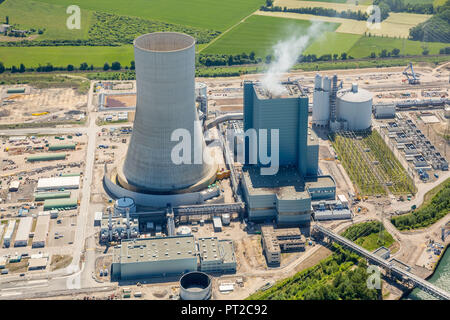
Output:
[304,32,362,56]
[0,45,134,68]
[203,15,339,56]
[348,36,449,57]
[0,0,94,40]
[30,0,265,31]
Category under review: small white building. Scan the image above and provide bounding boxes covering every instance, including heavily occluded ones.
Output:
[32,215,50,248]
[337,194,349,208]
[212,216,222,232]
[0,24,11,33]
[3,220,16,248]
[14,217,33,247]
[9,180,20,192]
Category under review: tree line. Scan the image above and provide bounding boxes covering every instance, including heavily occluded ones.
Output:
[391,178,450,230]
[0,61,135,74]
[409,0,450,43]
[260,5,369,21]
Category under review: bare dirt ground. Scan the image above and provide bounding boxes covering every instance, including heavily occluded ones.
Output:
[0,87,87,125]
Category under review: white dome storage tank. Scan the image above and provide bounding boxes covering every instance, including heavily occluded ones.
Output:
[337,83,372,131]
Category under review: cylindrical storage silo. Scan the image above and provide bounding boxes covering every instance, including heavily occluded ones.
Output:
[119,33,216,193]
[180,272,212,300]
[323,76,331,92]
[314,74,322,90]
[336,84,373,131]
[195,82,207,98]
[312,90,330,126]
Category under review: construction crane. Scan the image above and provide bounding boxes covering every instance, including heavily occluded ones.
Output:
[402,62,420,85]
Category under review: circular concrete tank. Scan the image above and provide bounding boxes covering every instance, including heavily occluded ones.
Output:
[114,197,136,216]
[177,226,192,235]
[180,272,212,300]
[337,83,372,131]
[120,32,216,194]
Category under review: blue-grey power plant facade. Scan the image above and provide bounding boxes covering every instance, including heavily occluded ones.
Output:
[241,81,336,225]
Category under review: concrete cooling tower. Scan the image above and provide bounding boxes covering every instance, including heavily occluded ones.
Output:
[116,32,216,194]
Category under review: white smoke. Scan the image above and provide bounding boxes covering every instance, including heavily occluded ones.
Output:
[261,21,326,95]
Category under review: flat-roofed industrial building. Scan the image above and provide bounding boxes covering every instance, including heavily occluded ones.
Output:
[241,81,335,225]
[111,236,198,280]
[197,237,236,273]
[14,216,33,247]
[261,225,305,266]
[32,214,50,248]
[3,220,16,248]
[36,176,80,191]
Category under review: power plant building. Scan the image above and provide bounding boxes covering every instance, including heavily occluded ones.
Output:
[242,81,335,225]
[105,32,216,208]
[111,236,198,280]
[261,225,306,265]
[197,237,236,273]
[312,74,373,131]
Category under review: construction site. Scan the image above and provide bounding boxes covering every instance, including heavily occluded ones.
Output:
[0,86,87,127]
[0,131,87,277]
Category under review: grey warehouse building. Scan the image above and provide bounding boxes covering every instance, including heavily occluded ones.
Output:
[111,235,236,280]
[241,81,336,225]
[111,236,198,280]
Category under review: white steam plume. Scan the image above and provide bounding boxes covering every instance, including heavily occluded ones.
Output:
[261,22,326,95]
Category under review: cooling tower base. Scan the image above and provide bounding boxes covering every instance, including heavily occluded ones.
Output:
[103,165,219,208]
[116,158,217,195]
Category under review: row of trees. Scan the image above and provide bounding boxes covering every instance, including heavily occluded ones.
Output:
[373,0,435,15]
[0,61,136,74]
[197,52,259,67]
[391,179,450,230]
[260,5,369,21]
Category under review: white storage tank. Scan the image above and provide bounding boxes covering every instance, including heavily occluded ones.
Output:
[323,76,331,92]
[337,83,372,131]
[195,82,207,98]
[221,213,231,226]
[312,90,330,126]
[314,73,322,90]
[177,226,192,235]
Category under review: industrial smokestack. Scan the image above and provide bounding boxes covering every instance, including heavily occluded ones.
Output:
[118,32,216,194]
[126,208,131,239]
[108,207,112,242]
